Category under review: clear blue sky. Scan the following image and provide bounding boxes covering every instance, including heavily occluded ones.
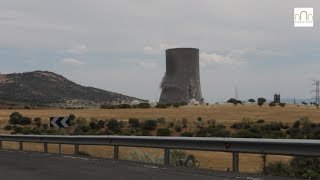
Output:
[0,0,319,102]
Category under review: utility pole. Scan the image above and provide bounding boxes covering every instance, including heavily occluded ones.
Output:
[235,87,239,100]
[312,80,320,105]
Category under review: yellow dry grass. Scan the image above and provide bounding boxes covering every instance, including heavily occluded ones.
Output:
[1,104,319,126]
[0,104,318,173]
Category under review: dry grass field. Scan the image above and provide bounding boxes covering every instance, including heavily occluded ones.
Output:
[0,104,319,173]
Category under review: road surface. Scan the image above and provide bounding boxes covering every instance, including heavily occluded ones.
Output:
[0,150,294,180]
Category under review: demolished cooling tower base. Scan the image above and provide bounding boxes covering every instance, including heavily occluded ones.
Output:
[159,48,203,105]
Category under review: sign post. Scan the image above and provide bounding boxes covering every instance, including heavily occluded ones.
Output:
[59,127,61,154]
[50,117,71,154]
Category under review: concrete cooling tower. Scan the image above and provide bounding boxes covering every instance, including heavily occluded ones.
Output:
[159,48,203,104]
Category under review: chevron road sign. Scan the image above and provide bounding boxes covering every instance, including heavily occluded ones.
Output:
[50,117,71,128]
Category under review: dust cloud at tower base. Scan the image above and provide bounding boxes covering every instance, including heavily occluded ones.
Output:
[159,48,203,104]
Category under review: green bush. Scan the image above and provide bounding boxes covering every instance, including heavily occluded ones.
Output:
[173,104,180,108]
[196,120,204,128]
[31,127,42,134]
[156,117,166,124]
[155,104,168,108]
[266,122,282,131]
[74,125,91,134]
[264,161,292,177]
[124,150,163,164]
[69,114,76,121]
[89,120,98,130]
[230,119,253,130]
[119,120,125,129]
[226,98,237,104]
[207,119,216,127]
[141,130,150,136]
[9,112,31,125]
[258,101,264,107]
[12,126,23,133]
[97,120,105,129]
[75,118,87,125]
[290,156,320,179]
[232,129,262,138]
[286,128,304,139]
[10,112,22,119]
[4,124,12,130]
[104,129,115,135]
[22,127,32,134]
[279,103,286,107]
[196,126,230,137]
[231,121,286,139]
[134,103,151,109]
[230,123,241,129]
[257,97,266,104]
[281,123,290,129]
[85,129,98,135]
[42,123,48,130]
[34,117,42,127]
[182,118,188,128]
[167,122,174,128]
[216,124,226,129]
[77,151,91,156]
[9,116,20,124]
[310,127,320,139]
[129,118,140,128]
[157,128,171,136]
[20,117,31,125]
[100,104,116,109]
[170,150,199,168]
[293,120,301,128]
[248,99,256,103]
[117,104,131,109]
[107,118,120,132]
[180,131,193,137]
[174,123,182,132]
[143,120,158,130]
[269,102,277,107]
[256,119,265,123]
[124,149,199,168]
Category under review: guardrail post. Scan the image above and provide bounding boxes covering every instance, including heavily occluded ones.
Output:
[232,152,239,173]
[74,144,79,156]
[44,143,48,153]
[58,144,61,155]
[114,145,119,160]
[19,142,23,151]
[164,148,170,166]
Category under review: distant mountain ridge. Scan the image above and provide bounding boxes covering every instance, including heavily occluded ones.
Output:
[0,71,143,108]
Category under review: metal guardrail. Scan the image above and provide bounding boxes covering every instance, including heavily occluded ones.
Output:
[0,134,319,173]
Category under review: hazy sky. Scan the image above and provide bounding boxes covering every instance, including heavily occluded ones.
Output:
[0,0,319,102]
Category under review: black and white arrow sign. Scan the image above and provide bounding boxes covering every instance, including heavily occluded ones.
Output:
[50,117,71,128]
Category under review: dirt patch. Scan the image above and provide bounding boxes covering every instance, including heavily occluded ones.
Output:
[0,74,8,83]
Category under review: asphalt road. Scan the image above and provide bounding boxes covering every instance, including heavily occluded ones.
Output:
[0,150,299,180]
[0,150,241,180]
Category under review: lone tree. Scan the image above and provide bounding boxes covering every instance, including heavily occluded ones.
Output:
[248,99,256,103]
[227,98,237,104]
[226,98,239,105]
[257,97,266,107]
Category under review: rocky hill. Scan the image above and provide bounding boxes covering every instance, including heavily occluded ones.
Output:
[0,71,143,108]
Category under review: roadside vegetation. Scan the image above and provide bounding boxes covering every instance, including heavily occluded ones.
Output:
[3,111,320,179]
